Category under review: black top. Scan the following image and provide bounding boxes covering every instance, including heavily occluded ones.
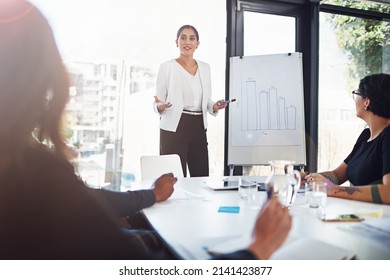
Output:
[345,125,390,186]
[0,145,256,260]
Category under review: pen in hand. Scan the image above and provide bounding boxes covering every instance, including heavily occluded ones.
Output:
[266,185,273,200]
[217,98,236,106]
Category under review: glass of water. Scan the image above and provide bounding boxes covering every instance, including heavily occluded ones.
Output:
[306,182,327,208]
[238,178,257,201]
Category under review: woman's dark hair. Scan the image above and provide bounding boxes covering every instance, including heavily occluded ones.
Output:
[0,0,71,170]
[176,25,199,41]
[358,73,390,118]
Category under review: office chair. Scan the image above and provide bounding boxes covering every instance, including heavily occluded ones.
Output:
[140,154,184,180]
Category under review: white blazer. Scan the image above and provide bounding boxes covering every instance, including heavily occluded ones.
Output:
[154,59,217,132]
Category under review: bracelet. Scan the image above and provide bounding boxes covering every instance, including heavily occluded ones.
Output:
[371,185,383,204]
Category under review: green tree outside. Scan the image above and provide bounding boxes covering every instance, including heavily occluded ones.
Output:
[325,0,390,87]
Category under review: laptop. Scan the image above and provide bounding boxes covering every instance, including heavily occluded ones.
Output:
[205,177,266,191]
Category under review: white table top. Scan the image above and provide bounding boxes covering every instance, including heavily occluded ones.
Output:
[127,176,390,260]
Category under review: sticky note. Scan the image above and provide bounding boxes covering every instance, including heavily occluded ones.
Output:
[218,206,240,213]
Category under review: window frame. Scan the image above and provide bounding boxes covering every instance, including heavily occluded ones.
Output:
[225,0,317,174]
[226,0,390,175]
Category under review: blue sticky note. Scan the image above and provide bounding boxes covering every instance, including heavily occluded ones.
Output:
[218,206,240,213]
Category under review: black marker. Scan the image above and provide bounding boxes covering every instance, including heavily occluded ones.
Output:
[217,98,236,106]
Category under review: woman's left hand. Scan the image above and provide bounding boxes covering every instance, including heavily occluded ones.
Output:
[305,173,337,195]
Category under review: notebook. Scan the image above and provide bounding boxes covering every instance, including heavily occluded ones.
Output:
[207,236,357,260]
[270,238,357,260]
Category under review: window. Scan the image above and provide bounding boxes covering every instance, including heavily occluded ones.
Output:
[318,3,390,171]
[244,12,296,56]
[228,0,389,174]
[227,1,304,175]
[242,12,296,175]
[31,0,226,188]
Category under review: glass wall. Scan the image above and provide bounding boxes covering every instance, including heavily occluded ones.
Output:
[244,12,295,56]
[24,0,390,183]
[31,0,227,188]
[242,11,296,175]
[318,7,389,172]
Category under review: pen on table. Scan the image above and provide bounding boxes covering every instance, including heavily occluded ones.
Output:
[217,98,236,106]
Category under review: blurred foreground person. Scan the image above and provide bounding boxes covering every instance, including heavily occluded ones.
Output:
[0,0,291,259]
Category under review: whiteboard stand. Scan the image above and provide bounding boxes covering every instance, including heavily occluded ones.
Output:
[229,165,235,176]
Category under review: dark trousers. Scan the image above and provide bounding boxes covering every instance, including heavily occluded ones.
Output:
[160,113,209,177]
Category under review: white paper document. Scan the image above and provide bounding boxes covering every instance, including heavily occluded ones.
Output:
[270,238,357,260]
[168,187,207,201]
[339,218,390,244]
[207,236,356,260]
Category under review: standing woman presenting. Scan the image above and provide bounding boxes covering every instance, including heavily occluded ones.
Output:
[154,25,227,177]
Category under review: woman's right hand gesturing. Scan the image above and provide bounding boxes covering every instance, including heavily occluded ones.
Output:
[154,96,172,113]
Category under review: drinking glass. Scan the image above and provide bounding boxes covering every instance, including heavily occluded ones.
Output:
[306,182,327,208]
[238,178,257,201]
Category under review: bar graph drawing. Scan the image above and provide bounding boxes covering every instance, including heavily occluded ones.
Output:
[241,83,297,131]
[228,53,306,165]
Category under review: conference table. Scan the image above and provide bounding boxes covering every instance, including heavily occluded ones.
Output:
[126,176,390,260]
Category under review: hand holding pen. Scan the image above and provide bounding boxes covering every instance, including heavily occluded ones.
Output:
[213,98,236,111]
[217,98,236,106]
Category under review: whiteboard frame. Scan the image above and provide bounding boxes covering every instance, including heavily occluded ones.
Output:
[227,52,306,166]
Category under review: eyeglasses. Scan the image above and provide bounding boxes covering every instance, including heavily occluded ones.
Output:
[352,90,362,99]
[352,90,360,95]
